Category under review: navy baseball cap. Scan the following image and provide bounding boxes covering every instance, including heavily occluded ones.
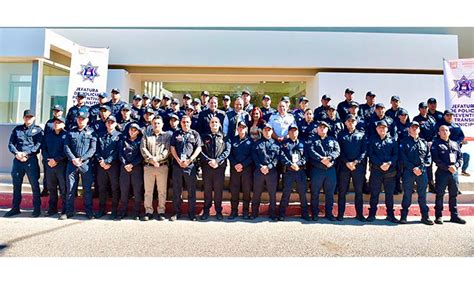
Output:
[145,108,155,114]
[318,121,330,128]
[327,105,336,110]
[77,93,86,98]
[321,94,331,101]
[201,91,210,97]
[375,103,385,109]
[143,94,150,100]
[98,92,108,99]
[350,101,359,107]
[223,95,231,101]
[241,90,251,96]
[77,111,89,119]
[121,104,131,111]
[345,114,357,121]
[111,88,120,93]
[51,104,64,111]
[171,98,180,104]
[152,96,161,102]
[398,109,408,115]
[345,88,355,94]
[53,116,66,123]
[163,94,171,100]
[186,106,195,111]
[281,96,290,102]
[263,95,271,100]
[99,105,111,112]
[237,120,247,128]
[133,94,142,101]
[129,123,141,130]
[366,91,376,97]
[391,95,400,102]
[410,121,420,127]
[23,109,35,117]
[418,102,428,108]
[288,124,299,131]
[183,93,192,100]
[262,123,273,130]
[169,113,179,120]
[192,98,201,105]
[376,120,388,127]
[444,110,454,115]
[106,116,117,123]
[299,97,309,103]
[427,98,437,104]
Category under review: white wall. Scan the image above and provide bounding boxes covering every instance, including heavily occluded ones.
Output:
[51,29,458,70]
[316,72,446,118]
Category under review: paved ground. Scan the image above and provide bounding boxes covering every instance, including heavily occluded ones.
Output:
[1,209,473,257]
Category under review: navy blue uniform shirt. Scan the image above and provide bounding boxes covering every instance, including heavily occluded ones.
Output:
[368,134,399,172]
[228,135,253,167]
[305,134,340,169]
[119,136,143,167]
[95,129,122,164]
[64,126,97,171]
[400,135,431,172]
[42,129,67,163]
[337,128,367,164]
[252,137,280,169]
[65,104,90,130]
[8,123,44,156]
[200,131,231,167]
[431,137,463,171]
[279,138,306,167]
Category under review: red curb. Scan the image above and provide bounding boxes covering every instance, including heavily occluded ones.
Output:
[1,192,474,216]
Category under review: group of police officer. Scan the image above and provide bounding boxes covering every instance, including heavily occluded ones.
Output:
[4,87,469,225]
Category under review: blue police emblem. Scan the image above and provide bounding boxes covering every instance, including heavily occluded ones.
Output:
[78,61,99,82]
[451,75,474,98]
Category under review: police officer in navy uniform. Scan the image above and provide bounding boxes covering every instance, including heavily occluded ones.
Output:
[95,116,122,219]
[42,104,65,197]
[314,94,334,122]
[399,121,434,225]
[130,94,144,122]
[358,91,376,121]
[367,120,399,223]
[297,108,317,142]
[5,110,44,217]
[65,93,90,130]
[260,95,276,121]
[427,97,444,123]
[139,107,155,132]
[168,113,180,134]
[347,102,366,132]
[42,116,67,216]
[220,95,234,113]
[337,114,367,222]
[89,92,110,121]
[292,97,309,126]
[118,123,144,220]
[278,124,310,221]
[386,95,410,123]
[413,102,437,192]
[197,96,226,137]
[142,94,151,110]
[109,88,126,118]
[337,88,357,122]
[394,108,411,195]
[200,117,231,220]
[169,115,203,221]
[90,104,111,136]
[160,94,172,111]
[228,121,254,219]
[242,90,254,113]
[150,96,164,117]
[117,104,134,134]
[435,110,465,145]
[431,125,466,225]
[163,98,184,132]
[323,104,344,138]
[366,103,397,140]
[251,123,280,220]
[60,111,97,220]
[180,93,193,112]
[306,121,340,221]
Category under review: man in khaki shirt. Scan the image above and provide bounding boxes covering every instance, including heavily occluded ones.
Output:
[140,116,171,221]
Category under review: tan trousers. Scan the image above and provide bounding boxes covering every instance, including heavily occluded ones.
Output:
[143,164,169,214]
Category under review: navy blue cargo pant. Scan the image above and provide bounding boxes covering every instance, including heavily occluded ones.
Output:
[252,168,278,218]
[401,170,429,219]
[65,163,94,215]
[45,161,67,212]
[279,169,308,218]
[97,161,121,214]
[310,166,336,217]
[338,163,365,217]
[229,166,253,215]
[202,165,226,215]
[11,156,41,211]
[172,164,197,218]
[119,164,144,217]
[369,168,396,217]
[434,169,460,218]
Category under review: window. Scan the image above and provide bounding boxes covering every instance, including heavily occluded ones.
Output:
[0,63,32,123]
[40,64,69,123]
